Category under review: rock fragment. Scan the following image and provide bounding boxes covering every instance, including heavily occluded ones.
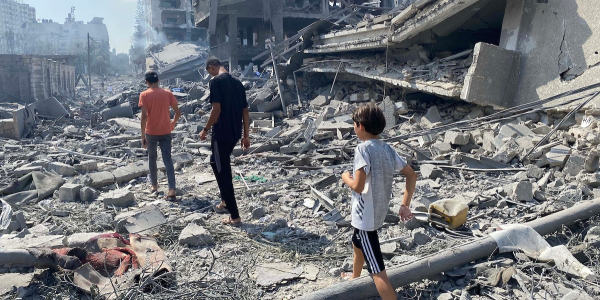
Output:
[178,223,215,246]
[48,162,76,177]
[99,189,135,208]
[58,183,82,202]
[512,181,533,202]
[444,131,470,146]
[420,164,443,179]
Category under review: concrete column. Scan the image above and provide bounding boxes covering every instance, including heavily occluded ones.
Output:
[272,15,284,44]
[228,14,238,71]
[322,0,329,16]
[499,0,525,51]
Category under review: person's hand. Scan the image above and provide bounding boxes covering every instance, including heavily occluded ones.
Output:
[341,171,353,185]
[170,121,176,131]
[399,205,413,222]
[241,137,250,151]
[142,137,147,149]
[199,129,208,141]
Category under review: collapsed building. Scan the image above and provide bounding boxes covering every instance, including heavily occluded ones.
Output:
[233,0,600,112]
[0,55,75,139]
[194,0,362,70]
[142,0,207,45]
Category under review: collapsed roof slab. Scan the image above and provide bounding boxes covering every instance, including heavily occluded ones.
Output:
[304,66,463,99]
[307,24,390,54]
[303,0,485,54]
[303,43,518,108]
[391,0,483,44]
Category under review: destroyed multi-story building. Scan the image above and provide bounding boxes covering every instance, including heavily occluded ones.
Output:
[193,0,337,70]
[142,0,206,45]
[269,0,600,111]
[0,0,37,54]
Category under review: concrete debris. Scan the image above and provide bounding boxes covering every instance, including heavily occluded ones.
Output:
[420,164,443,179]
[256,263,303,286]
[99,189,135,208]
[178,223,215,246]
[58,183,82,202]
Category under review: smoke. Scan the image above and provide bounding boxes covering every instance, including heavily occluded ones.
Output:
[146,27,170,46]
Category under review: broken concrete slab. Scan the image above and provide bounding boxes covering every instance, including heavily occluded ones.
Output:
[122,206,167,234]
[512,181,533,202]
[420,164,443,179]
[585,150,599,172]
[74,160,98,173]
[444,131,470,146]
[178,223,215,246]
[461,43,520,108]
[379,96,396,132]
[79,187,98,202]
[577,171,600,188]
[0,273,34,296]
[421,106,441,126]
[545,145,572,168]
[492,123,536,150]
[302,264,320,281]
[430,142,452,156]
[492,140,521,163]
[100,102,134,120]
[99,189,135,208]
[48,162,76,177]
[59,183,82,202]
[86,171,116,188]
[256,262,303,286]
[563,154,585,176]
[112,164,148,184]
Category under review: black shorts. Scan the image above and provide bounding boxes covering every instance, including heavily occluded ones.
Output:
[352,228,385,274]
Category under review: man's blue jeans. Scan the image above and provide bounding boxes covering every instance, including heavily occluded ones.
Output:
[146,134,176,190]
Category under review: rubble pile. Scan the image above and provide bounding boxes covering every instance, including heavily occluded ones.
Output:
[1,65,600,299]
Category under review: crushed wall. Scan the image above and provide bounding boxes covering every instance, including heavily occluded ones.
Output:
[506,0,600,108]
[0,55,76,103]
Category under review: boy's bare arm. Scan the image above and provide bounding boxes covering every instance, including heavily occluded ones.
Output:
[342,168,367,194]
[399,165,417,221]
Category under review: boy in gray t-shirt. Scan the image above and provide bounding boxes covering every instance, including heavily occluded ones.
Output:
[342,103,417,300]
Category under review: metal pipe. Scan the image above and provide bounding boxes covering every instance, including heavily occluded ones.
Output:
[296,198,600,300]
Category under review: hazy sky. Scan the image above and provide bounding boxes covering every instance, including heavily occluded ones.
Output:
[23,0,137,54]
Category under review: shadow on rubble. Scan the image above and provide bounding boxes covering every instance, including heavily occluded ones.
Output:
[237,221,333,255]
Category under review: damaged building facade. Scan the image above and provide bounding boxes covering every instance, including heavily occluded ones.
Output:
[0,0,37,54]
[142,0,206,45]
[26,14,109,56]
[0,55,75,139]
[276,0,600,109]
[194,0,335,70]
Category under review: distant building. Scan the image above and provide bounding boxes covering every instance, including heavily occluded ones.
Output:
[0,0,37,54]
[27,12,110,55]
[142,0,206,46]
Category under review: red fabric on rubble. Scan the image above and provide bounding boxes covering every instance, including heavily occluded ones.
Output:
[52,234,139,276]
[86,232,131,245]
[85,248,139,276]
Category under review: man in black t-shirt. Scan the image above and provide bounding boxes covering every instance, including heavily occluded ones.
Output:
[199,57,250,225]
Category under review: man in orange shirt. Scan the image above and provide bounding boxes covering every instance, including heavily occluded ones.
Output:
[139,71,181,200]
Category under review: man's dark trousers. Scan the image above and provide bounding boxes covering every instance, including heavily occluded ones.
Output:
[211,140,239,219]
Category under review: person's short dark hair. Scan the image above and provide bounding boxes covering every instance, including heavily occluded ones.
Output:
[145,71,159,84]
[352,103,386,135]
[206,57,222,70]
